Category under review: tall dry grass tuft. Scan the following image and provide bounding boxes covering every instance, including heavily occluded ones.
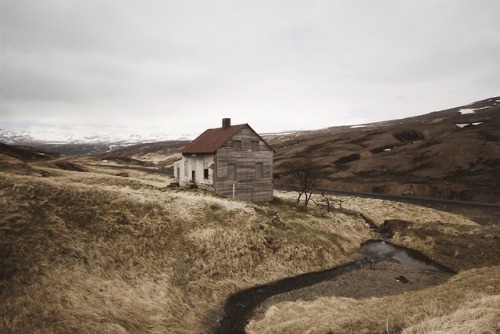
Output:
[0,171,372,333]
[403,294,500,334]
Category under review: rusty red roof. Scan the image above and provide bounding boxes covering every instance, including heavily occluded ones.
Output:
[181,123,248,154]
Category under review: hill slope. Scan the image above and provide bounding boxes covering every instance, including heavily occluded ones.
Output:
[269,96,500,203]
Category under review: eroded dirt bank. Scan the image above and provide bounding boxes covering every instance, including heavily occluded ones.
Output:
[384,219,500,272]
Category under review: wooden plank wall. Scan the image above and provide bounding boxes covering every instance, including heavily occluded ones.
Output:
[214,126,274,202]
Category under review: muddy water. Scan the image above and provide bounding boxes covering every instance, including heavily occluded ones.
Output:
[360,240,455,273]
[214,241,454,334]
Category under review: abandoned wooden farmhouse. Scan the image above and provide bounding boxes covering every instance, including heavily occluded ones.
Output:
[174,118,274,202]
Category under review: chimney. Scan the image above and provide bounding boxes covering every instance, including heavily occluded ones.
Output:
[222,118,231,129]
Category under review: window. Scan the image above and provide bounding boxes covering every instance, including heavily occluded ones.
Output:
[255,162,264,179]
[233,140,241,151]
[203,162,209,179]
[252,141,259,151]
[227,163,236,180]
[184,160,189,177]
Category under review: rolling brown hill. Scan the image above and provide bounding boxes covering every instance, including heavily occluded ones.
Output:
[0,142,62,176]
[267,96,500,204]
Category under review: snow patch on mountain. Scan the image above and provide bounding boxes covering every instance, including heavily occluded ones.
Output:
[0,127,197,145]
[459,108,475,115]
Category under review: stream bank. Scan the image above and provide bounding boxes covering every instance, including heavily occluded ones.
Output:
[214,241,455,334]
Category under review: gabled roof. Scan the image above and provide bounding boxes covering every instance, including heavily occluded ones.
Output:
[181,123,248,154]
[181,123,274,154]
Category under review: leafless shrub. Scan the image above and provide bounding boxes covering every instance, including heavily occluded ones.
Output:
[282,159,323,210]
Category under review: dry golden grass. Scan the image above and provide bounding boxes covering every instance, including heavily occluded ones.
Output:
[403,294,500,334]
[0,169,371,333]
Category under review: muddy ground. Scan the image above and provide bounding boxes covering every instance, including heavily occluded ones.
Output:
[254,258,454,319]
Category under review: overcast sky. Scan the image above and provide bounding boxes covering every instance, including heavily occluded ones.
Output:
[1,0,499,140]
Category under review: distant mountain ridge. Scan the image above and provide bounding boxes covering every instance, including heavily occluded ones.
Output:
[2,96,498,150]
[0,128,196,146]
[0,129,196,156]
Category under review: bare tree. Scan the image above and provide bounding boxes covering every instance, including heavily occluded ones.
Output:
[283,159,323,210]
[317,192,332,212]
[314,192,343,213]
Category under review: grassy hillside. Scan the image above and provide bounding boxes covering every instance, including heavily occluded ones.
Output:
[1,157,498,333]
[0,166,372,333]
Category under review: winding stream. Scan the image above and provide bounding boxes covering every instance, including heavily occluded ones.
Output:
[214,241,455,334]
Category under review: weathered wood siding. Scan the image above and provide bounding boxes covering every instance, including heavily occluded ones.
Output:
[214,126,273,202]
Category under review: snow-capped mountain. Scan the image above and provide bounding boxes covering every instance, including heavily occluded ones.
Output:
[0,128,196,146]
[0,128,196,156]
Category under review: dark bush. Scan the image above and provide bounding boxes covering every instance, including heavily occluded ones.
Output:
[335,154,361,164]
[393,130,424,143]
[370,145,397,154]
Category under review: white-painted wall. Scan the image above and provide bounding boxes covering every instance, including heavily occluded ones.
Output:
[174,154,215,186]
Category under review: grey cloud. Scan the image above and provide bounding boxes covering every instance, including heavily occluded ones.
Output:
[1,0,500,135]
